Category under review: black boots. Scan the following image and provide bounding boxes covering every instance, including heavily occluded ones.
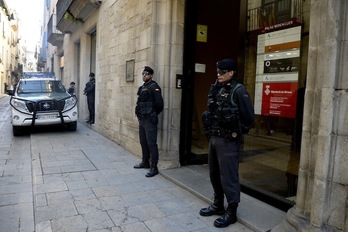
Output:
[199,195,225,216]
[145,165,159,177]
[200,198,238,228]
[134,162,158,177]
[213,203,238,228]
[133,162,150,169]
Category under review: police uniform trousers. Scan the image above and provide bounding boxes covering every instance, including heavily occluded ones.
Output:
[87,96,95,122]
[139,117,159,165]
[208,136,240,204]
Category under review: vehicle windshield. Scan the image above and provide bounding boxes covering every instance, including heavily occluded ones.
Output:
[17,80,66,94]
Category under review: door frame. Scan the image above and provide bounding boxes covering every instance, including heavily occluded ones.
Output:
[179,0,196,166]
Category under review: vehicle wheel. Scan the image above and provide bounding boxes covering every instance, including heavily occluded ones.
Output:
[67,122,77,131]
[13,126,22,136]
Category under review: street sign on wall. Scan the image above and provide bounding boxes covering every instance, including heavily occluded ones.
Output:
[254,26,301,118]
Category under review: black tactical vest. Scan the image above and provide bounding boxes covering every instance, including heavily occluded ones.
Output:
[135,82,156,118]
[207,80,242,136]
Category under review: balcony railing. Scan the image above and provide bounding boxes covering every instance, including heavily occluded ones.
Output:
[48,14,64,46]
[247,0,302,32]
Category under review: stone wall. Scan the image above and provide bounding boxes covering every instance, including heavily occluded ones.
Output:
[272,1,348,231]
[62,0,184,168]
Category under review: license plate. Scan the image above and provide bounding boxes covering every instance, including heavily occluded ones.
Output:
[37,114,58,120]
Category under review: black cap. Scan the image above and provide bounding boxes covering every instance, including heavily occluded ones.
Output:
[89,72,95,78]
[143,66,154,74]
[216,59,237,71]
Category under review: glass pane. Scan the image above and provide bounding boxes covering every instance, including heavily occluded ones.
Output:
[190,85,305,205]
[276,0,292,23]
[18,80,66,94]
[240,116,300,203]
[263,0,275,4]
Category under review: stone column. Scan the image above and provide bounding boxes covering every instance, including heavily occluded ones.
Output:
[150,0,184,169]
[272,0,348,231]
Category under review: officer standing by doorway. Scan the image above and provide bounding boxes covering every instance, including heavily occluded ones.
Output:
[200,59,254,228]
[134,66,164,177]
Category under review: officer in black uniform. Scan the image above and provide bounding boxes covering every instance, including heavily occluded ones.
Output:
[200,59,254,228]
[134,66,164,177]
[84,73,95,124]
[68,81,76,95]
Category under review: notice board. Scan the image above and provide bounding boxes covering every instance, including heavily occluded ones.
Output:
[254,26,301,118]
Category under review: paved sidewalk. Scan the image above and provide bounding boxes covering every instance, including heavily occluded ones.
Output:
[0,110,254,232]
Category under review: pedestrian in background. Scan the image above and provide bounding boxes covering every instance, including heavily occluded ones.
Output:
[134,66,164,177]
[200,59,254,228]
[68,81,76,95]
[84,73,95,124]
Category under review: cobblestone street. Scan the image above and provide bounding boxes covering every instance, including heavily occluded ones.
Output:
[0,94,253,232]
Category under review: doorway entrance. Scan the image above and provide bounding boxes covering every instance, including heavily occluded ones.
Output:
[179,0,300,210]
[180,0,245,165]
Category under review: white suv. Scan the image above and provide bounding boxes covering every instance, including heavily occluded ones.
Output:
[9,77,78,136]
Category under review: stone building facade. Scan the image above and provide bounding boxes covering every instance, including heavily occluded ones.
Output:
[51,0,184,169]
[272,1,348,231]
[44,0,348,231]
[0,0,21,94]
[94,0,183,169]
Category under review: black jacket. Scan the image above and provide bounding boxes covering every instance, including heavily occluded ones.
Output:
[84,79,95,100]
[208,78,254,133]
[135,80,164,117]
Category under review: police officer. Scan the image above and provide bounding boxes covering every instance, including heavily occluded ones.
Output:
[84,73,95,124]
[200,59,254,228]
[134,66,164,177]
[68,81,76,95]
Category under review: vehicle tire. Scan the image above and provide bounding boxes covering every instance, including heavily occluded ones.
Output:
[67,122,77,131]
[13,126,22,136]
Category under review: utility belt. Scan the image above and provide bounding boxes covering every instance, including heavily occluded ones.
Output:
[137,113,152,119]
[136,112,157,122]
[211,128,239,140]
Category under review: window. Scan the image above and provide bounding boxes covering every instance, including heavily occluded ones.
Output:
[262,0,292,24]
[18,80,66,94]
[90,31,97,73]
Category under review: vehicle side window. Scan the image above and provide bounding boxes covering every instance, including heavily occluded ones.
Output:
[53,81,67,93]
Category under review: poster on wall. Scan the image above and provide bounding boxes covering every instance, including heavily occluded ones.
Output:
[254,26,301,119]
[196,24,208,42]
[261,82,298,118]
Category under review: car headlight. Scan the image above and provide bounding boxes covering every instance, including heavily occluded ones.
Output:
[63,96,77,112]
[10,98,30,113]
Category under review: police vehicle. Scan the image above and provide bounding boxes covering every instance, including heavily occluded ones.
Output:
[8,73,78,136]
